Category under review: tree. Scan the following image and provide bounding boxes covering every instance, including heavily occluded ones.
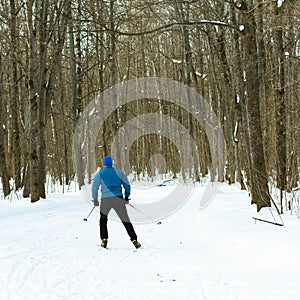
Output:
[0,53,11,197]
[25,0,70,201]
[8,0,22,190]
[238,0,272,211]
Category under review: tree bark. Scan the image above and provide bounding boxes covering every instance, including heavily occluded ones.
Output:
[9,0,22,190]
[239,1,272,212]
[69,0,84,188]
[274,3,287,212]
[0,54,11,197]
[27,0,41,202]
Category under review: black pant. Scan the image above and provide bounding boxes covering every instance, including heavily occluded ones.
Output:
[100,196,137,241]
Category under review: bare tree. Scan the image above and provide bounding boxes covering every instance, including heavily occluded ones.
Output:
[238,1,272,211]
[0,53,11,197]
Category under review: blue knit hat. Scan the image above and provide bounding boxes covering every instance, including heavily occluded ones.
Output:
[103,156,113,166]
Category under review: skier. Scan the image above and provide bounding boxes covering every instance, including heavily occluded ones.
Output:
[92,155,141,249]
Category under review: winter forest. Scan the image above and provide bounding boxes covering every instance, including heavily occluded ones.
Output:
[0,0,300,213]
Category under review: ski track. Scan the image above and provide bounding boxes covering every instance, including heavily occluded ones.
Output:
[1,189,300,299]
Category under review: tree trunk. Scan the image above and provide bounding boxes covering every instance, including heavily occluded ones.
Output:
[274,4,287,213]
[9,0,22,190]
[240,1,272,212]
[27,0,40,202]
[69,0,84,188]
[27,0,50,201]
[109,0,121,165]
[0,54,11,196]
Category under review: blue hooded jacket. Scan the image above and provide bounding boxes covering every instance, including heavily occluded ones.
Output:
[92,166,131,200]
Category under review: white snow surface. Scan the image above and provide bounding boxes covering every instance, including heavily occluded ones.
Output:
[1,184,300,300]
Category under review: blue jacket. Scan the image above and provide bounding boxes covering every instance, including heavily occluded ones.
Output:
[92,166,131,200]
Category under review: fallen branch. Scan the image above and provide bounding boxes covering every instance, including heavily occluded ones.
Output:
[253,217,284,227]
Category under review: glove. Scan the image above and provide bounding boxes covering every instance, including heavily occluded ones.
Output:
[124,196,130,205]
[93,199,99,207]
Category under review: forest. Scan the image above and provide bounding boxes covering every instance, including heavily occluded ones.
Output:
[0,0,299,213]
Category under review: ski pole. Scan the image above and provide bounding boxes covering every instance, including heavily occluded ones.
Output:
[128,203,162,225]
[83,206,96,221]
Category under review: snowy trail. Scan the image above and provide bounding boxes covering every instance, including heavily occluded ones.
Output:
[1,187,300,300]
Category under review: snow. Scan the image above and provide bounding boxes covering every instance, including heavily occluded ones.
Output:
[88,107,95,117]
[234,121,239,142]
[201,20,228,27]
[195,71,202,77]
[278,0,285,7]
[1,184,300,300]
[194,71,207,79]
[171,59,182,64]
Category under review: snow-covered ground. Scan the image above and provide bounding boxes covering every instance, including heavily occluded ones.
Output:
[1,184,300,300]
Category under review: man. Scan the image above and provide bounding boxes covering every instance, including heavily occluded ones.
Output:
[92,155,141,249]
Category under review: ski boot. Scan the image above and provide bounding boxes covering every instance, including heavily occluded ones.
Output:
[132,240,141,249]
[101,239,108,248]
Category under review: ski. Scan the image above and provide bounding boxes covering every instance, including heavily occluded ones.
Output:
[119,249,139,262]
[97,244,111,251]
[157,273,176,282]
[97,244,140,252]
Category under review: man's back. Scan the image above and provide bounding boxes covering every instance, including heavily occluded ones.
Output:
[92,166,130,199]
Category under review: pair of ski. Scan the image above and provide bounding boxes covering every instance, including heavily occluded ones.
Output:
[98,244,140,252]
[98,239,141,251]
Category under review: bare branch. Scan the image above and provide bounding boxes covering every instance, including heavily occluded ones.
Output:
[93,19,240,36]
